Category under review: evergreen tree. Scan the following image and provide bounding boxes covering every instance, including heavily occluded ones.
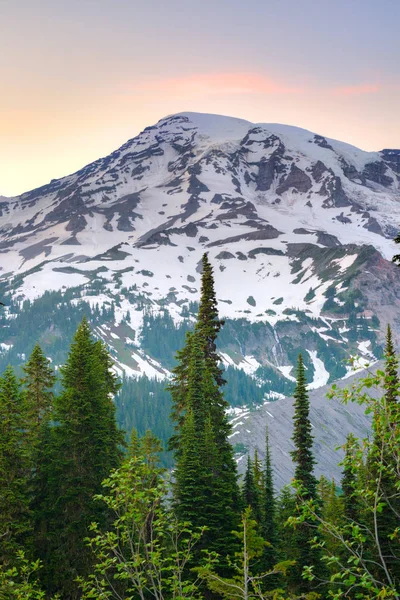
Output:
[253,449,264,497]
[288,354,326,595]
[196,507,293,600]
[275,486,297,564]
[127,426,142,458]
[168,330,194,453]
[290,354,318,499]
[21,344,56,545]
[170,255,241,566]
[262,426,278,578]
[195,253,225,388]
[173,340,240,561]
[383,324,399,406]
[318,476,343,568]
[242,454,262,524]
[21,343,55,435]
[368,326,400,587]
[174,407,208,528]
[341,434,361,523]
[38,318,124,599]
[0,367,30,564]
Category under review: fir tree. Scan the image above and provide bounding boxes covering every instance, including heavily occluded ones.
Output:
[170,255,241,566]
[288,353,326,595]
[173,339,240,561]
[276,486,297,562]
[38,318,124,598]
[21,343,55,435]
[242,454,262,524]
[341,434,361,523]
[127,426,142,458]
[174,408,208,529]
[369,325,400,587]
[21,345,56,565]
[168,330,194,453]
[195,252,225,388]
[383,324,399,406]
[290,354,317,499]
[318,476,344,568]
[262,426,278,577]
[253,449,264,497]
[0,367,30,564]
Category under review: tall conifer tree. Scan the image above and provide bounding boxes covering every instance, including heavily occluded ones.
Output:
[341,434,361,523]
[289,354,326,594]
[253,449,263,495]
[170,254,240,564]
[195,253,225,388]
[21,343,55,434]
[291,354,317,499]
[21,344,56,562]
[369,325,400,587]
[168,331,194,453]
[262,426,278,576]
[38,318,124,599]
[0,367,30,564]
[242,454,262,524]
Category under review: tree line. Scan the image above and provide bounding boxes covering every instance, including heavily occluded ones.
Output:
[0,253,399,599]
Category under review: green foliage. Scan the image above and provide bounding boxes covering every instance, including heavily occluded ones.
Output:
[341,434,361,523]
[116,374,174,467]
[242,455,262,525]
[170,254,241,565]
[21,344,55,447]
[196,507,294,600]
[140,309,193,369]
[287,354,327,595]
[262,427,280,585]
[304,359,400,598]
[290,355,318,499]
[81,439,207,600]
[36,318,125,598]
[0,367,31,564]
[0,551,57,600]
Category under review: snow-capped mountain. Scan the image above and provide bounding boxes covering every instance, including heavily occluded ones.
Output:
[1,112,400,394]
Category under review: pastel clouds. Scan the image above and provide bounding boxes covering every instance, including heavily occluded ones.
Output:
[134,72,305,96]
[132,72,387,100]
[331,83,380,96]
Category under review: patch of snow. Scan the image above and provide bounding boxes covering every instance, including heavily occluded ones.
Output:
[357,340,375,359]
[307,350,330,389]
[331,254,358,273]
[264,391,285,401]
[278,365,296,381]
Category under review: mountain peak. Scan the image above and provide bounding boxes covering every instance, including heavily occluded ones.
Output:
[1,111,400,384]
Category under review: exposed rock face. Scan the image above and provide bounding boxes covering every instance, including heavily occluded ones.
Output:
[363,161,394,187]
[311,160,328,183]
[276,164,312,194]
[381,149,400,175]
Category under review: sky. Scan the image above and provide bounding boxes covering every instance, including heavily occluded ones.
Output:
[1,0,400,196]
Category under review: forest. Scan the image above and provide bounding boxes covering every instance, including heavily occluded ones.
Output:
[0,254,399,599]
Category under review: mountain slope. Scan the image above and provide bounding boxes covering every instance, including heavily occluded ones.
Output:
[1,112,400,405]
[228,363,378,488]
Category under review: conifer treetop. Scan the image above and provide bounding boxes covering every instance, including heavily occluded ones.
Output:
[290,353,317,499]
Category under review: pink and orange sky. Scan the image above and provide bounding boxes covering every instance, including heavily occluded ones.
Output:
[1,0,400,197]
